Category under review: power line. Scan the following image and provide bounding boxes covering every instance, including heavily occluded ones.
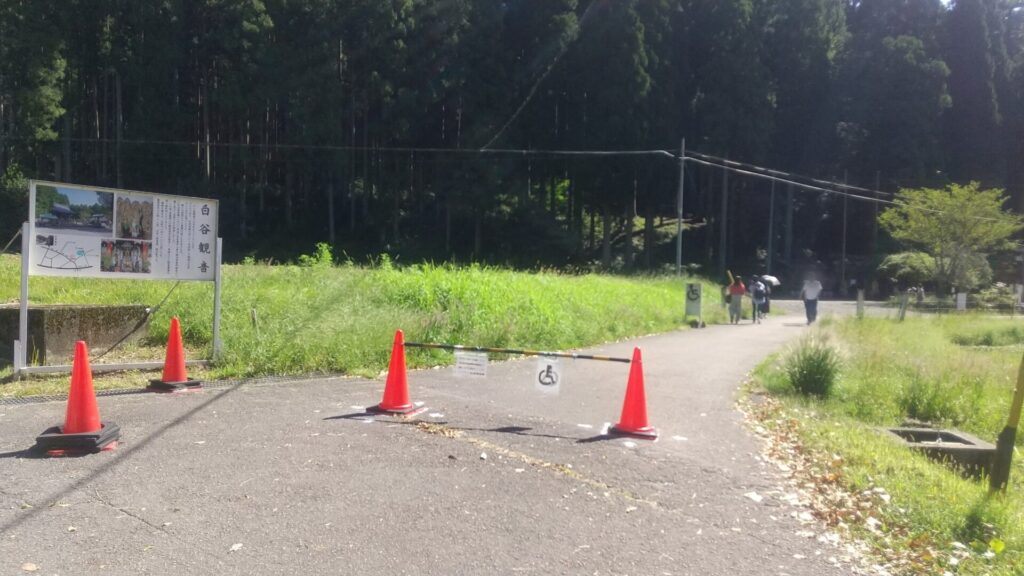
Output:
[685,149,896,198]
[479,0,601,150]
[37,136,678,159]
[10,134,994,220]
[683,155,896,206]
[684,155,1000,221]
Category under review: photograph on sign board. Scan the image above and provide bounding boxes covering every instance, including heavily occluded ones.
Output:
[101,239,152,273]
[35,236,99,271]
[34,185,114,236]
[115,194,154,240]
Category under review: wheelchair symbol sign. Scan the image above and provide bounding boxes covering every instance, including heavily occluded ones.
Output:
[535,357,562,395]
[685,283,702,317]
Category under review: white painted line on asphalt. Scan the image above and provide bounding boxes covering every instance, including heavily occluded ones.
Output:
[576,423,593,429]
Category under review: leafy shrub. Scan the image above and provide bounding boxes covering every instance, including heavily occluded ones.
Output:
[297,242,334,268]
[898,373,985,425]
[972,282,1017,311]
[0,164,28,244]
[785,335,841,397]
[899,373,946,423]
[951,323,1024,346]
[877,251,936,286]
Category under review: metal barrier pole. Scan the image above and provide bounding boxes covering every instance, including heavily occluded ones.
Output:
[404,342,631,363]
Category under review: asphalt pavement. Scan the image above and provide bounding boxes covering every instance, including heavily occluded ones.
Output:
[0,300,886,575]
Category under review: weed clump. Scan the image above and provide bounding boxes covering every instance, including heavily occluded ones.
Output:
[785,335,840,398]
[951,324,1024,347]
[297,242,334,268]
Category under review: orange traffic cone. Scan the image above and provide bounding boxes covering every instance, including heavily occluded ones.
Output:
[609,347,658,440]
[368,330,425,416]
[34,341,121,456]
[148,317,201,392]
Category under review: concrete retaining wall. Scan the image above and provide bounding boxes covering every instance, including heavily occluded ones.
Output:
[0,305,150,365]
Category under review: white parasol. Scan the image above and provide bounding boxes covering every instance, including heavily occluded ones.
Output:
[760,275,781,286]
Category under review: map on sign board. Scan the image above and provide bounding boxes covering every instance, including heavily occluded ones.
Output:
[28,181,218,281]
[454,351,488,378]
[535,357,562,395]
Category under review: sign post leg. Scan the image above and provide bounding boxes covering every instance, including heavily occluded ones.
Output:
[17,221,30,378]
[212,237,223,360]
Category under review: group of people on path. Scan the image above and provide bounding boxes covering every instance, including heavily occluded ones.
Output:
[725,274,772,324]
[724,272,823,326]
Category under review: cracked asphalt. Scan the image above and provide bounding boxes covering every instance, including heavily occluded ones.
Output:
[0,300,885,575]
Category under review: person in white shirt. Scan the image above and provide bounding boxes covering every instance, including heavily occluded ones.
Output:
[800,275,823,325]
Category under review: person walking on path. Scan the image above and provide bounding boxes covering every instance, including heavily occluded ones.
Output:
[750,277,767,324]
[727,276,747,324]
[800,274,823,325]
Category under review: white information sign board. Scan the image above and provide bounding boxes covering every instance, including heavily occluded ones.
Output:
[535,357,562,395]
[454,351,488,378]
[28,181,218,281]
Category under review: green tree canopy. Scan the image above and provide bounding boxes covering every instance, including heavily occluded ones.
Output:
[879,182,1022,291]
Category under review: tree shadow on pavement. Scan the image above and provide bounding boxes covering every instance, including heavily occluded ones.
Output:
[456,425,582,442]
[323,411,379,421]
[323,414,594,442]
[0,381,246,536]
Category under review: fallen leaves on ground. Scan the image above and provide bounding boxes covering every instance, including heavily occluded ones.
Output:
[741,391,968,575]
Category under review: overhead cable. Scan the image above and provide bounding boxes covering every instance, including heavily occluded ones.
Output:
[686,150,895,198]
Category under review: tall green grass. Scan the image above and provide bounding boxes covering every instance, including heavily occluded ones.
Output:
[1,254,725,380]
[783,335,841,397]
[756,315,1024,575]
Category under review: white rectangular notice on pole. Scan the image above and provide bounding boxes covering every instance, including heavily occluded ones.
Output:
[956,292,968,312]
[685,283,702,318]
[535,357,562,395]
[28,181,218,281]
[454,351,488,378]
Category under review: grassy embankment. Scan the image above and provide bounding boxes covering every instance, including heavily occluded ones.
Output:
[754,315,1024,575]
[1,253,725,396]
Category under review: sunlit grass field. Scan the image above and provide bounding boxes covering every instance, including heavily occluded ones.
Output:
[756,315,1024,575]
[1,253,724,394]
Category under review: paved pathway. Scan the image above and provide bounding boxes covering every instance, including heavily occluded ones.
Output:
[0,301,878,575]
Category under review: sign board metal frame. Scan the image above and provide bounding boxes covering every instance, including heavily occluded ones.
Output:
[13,180,223,377]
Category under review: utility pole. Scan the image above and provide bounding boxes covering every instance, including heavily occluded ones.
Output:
[841,170,848,296]
[873,171,880,258]
[675,138,685,276]
[719,168,729,276]
[767,180,775,275]
[784,183,794,265]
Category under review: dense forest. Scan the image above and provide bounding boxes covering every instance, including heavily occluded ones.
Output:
[1,0,1023,287]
